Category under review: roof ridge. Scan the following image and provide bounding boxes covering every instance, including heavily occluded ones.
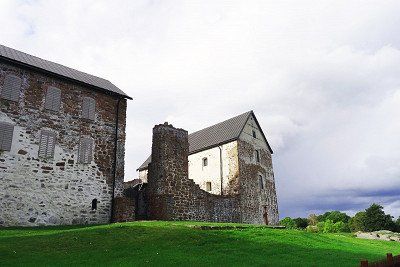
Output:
[0,44,131,99]
[189,110,252,136]
[0,44,111,83]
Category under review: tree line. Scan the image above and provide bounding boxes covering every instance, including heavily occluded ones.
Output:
[280,203,400,233]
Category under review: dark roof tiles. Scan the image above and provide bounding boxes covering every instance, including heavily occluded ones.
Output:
[0,44,131,99]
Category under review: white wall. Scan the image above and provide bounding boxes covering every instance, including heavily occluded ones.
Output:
[188,141,239,195]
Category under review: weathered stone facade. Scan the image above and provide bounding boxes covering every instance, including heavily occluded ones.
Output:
[147,123,241,222]
[0,60,129,227]
[137,112,279,225]
[143,121,279,224]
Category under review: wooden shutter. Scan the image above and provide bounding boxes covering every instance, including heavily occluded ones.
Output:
[0,122,14,151]
[1,75,21,102]
[44,86,61,112]
[82,97,95,120]
[39,130,56,158]
[78,137,93,164]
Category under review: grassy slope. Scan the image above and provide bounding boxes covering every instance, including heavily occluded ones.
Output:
[1,221,399,267]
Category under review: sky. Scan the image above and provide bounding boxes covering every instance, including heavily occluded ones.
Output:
[1,0,399,219]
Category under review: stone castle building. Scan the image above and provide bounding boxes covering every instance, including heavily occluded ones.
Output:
[0,44,279,227]
[136,111,279,225]
[0,45,131,226]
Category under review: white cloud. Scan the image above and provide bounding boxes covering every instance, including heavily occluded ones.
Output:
[1,0,399,218]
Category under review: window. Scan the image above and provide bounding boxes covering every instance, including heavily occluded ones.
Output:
[0,122,14,151]
[1,75,21,102]
[255,150,260,163]
[202,157,208,167]
[38,130,56,159]
[91,199,97,210]
[252,130,256,138]
[78,137,94,164]
[259,175,264,189]
[206,182,212,191]
[44,86,61,112]
[82,97,96,120]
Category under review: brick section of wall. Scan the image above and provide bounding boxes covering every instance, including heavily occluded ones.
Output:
[237,140,279,225]
[0,62,127,226]
[147,123,241,222]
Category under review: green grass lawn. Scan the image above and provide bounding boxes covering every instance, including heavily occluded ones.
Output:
[1,221,398,266]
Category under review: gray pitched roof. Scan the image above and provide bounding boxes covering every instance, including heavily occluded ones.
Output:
[137,110,273,171]
[0,44,131,99]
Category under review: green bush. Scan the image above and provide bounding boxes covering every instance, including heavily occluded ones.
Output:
[333,221,350,232]
[280,217,296,229]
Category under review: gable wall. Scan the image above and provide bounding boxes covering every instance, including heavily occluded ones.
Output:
[0,61,127,226]
[237,114,279,224]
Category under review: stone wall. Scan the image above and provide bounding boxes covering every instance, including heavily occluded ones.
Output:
[147,123,241,222]
[0,61,128,226]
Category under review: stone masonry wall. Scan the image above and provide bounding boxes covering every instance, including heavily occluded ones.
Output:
[0,61,127,226]
[237,139,279,225]
[147,123,241,222]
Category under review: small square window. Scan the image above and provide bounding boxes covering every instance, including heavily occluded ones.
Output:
[206,182,212,191]
[202,157,208,167]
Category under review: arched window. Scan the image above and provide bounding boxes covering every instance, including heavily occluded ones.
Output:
[91,199,97,210]
[202,157,208,167]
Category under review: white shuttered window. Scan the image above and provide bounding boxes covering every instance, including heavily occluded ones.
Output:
[82,97,95,120]
[1,75,22,102]
[44,86,61,112]
[39,130,56,158]
[0,122,14,151]
[78,137,93,164]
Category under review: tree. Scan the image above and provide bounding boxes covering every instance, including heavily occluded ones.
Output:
[364,203,396,232]
[308,214,318,226]
[318,211,350,223]
[349,212,366,232]
[293,217,308,229]
[396,217,400,232]
[280,217,296,229]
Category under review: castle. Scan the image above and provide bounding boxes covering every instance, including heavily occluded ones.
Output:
[0,44,279,226]
[134,111,279,225]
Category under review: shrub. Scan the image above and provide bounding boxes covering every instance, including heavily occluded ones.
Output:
[333,221,350,232]
[322,219,335,233]
[318,211,350,223]
[280,217,296,229]
[293,217,308,229]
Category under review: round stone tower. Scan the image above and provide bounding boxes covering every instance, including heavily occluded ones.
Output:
[147,122,189,220]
